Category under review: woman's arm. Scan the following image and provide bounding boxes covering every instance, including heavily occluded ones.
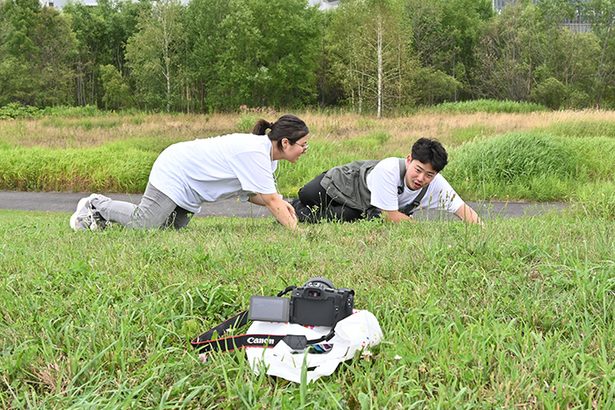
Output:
[249,193,298,229]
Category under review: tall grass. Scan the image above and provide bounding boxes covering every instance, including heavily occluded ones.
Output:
[426,99,548,114]
[0,211,613,407]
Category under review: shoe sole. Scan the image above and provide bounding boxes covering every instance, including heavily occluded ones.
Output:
[69,196,92,231]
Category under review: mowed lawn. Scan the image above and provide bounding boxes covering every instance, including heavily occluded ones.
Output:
[0,210,613,408]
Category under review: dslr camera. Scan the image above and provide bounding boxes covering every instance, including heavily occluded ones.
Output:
[248,277,354,327]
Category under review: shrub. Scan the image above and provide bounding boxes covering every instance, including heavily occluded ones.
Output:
[0,103,41,119]
[414,68,462,105]
[531,77,570,110]
[100,64,133,110]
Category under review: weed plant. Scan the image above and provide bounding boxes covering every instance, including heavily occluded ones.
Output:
[0,211,612,408]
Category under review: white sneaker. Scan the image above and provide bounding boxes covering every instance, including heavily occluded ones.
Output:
[69,194,107,231]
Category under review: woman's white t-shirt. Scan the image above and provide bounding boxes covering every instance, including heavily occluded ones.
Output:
[366,157,464,213]
[149,134,278,213]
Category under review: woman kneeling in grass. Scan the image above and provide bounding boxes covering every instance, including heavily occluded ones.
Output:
[70,114,309,231]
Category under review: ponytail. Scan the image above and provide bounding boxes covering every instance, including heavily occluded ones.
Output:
[252,119,274,135]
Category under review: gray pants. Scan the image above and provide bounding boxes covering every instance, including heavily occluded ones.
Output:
[91,183,193,229]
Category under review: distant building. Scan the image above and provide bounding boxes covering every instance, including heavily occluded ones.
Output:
[43,0,338,9]
[41,0,97,7]
[308,0,340,10]
[493,0,591,33]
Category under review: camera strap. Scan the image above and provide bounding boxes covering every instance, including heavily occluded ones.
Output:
[190,287,336,353]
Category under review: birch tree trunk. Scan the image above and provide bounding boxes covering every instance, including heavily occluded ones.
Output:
[377,14,383,118]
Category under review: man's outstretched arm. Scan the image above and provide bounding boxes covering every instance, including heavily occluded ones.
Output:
[455,203,481,224]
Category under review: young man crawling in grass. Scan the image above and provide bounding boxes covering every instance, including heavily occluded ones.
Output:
[291,137,481,224]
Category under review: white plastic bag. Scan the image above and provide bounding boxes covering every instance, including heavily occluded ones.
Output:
[244,310,382,383]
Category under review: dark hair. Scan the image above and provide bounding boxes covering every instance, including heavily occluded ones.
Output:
[252,114,309,149]
[411,138,448,172]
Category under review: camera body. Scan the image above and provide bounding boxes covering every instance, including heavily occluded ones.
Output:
[249,278,354,327]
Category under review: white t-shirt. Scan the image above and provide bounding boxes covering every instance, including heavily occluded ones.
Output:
[366,157,464,213]
[149,134,278,213]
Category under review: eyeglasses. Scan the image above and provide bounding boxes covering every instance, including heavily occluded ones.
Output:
[295,142,309,151]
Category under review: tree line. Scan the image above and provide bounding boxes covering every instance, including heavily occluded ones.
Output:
[1,0,614,115]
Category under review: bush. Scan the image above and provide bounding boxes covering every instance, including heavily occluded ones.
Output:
[100,64,133,110]
[0,103,41,119]
[414,69,462,105]
[531,77,570,110]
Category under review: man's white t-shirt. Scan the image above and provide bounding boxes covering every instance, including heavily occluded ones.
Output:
[149,134,278,213]
[366,157,464,213]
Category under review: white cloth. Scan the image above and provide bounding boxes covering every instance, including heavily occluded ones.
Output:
[366,157,464,213]
[148,134,278,213]
[245,310,382,383]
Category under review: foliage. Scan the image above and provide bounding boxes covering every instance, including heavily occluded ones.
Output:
[125,0,186,112]
[413,68,462,106]
[0,103,102,119]
[184,0,322,112]
[531,77,570,109]
[99,64,132,110]
[0,102,41,119]
[327,0,414,116]
[406,0,493,100]
[1,0,615,111]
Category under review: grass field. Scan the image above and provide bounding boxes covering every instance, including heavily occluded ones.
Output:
[1,105,614,407]
[0,210,613,408]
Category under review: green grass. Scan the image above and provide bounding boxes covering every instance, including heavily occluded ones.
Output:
[0,210,613,408]
[443,133,615,204]
[425,99,548,114]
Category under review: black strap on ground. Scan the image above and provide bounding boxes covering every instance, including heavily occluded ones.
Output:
[190,285,336,353]
[191,329,336,354]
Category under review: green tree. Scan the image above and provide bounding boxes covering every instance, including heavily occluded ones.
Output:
[100,64,132,110]
[582,0,615,107]
[185,0,321,111]
[0,0,42,105]
[472,1,552,101]
[405,0,492,101]
[34,6,78,106]
[0,0,77,106]
[327,0,413,116]
[64,0,145,106]
[126,0,186,111]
